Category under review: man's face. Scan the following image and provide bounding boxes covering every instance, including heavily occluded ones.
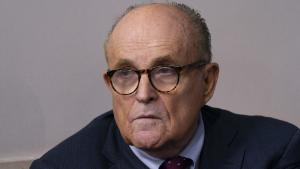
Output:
[104,5,215,158]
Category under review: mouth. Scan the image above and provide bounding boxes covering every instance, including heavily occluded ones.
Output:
[131,114,161,122]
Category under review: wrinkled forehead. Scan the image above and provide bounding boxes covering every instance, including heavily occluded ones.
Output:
[106,4,195,66]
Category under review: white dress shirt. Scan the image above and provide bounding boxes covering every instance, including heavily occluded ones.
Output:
[130,113,205,169]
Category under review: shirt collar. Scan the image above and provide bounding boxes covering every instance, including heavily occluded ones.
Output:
[130,112,205,169]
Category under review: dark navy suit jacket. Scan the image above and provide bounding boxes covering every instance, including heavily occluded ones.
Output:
[30,106,300,169]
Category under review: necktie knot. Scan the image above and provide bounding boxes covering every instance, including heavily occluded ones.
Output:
[159,156,193,169]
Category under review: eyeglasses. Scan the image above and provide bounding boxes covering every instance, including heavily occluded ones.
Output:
[105,60,207,95]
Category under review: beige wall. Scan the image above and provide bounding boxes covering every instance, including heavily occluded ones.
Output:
[0,0,299,162]
[0,160,32,169]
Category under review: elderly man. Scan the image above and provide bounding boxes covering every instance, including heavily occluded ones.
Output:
[30,2,300,169]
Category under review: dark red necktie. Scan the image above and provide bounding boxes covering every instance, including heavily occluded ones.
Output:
[159,156,193,169]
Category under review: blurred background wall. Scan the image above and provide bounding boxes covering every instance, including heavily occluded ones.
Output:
[0,0,299,163]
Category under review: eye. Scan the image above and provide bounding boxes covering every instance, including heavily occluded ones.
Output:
[119,69,131,76]
[151,67,178,88]
[154,67,176,76]
[114,69,135,79]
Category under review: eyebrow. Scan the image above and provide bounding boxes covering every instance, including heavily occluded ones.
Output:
[111,55,178,70]
[149,55,178,67]
[111,58,136,69]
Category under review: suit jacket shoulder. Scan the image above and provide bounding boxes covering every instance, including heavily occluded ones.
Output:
[30,110,150,169]
[200,105,300,169]
[30,111,107,169]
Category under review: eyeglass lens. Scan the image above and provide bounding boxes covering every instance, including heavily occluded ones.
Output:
[110,67,179,94]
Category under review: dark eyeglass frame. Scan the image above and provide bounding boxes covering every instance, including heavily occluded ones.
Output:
[106,60,208,95]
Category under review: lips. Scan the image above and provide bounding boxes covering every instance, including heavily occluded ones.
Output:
[130,113,161,122]
[136,114,159,119]
[129,103,165,123]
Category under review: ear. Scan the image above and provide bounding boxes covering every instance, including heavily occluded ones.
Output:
[103,73,112,90]
[202,63,219,104]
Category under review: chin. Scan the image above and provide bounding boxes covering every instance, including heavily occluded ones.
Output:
[131,131,163,149]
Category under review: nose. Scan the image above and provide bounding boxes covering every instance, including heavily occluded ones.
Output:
[135,73,158,103]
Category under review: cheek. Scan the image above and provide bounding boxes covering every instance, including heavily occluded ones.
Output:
[156,95,197,148]
[112,94,135,131]
[161,78,204,131]
[178,74,205,107]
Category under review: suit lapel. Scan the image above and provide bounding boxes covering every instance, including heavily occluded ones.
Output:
[199,106,246,169]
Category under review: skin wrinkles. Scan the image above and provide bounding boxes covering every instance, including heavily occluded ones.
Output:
[111,56,180,71]
[108,38,187,68]
[104,4,219,158]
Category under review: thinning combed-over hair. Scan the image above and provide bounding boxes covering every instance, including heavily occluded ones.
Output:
[104,2,212,63]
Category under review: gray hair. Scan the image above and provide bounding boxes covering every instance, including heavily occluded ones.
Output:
[104,2,212,63]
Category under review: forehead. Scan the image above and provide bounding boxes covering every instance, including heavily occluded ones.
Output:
[106,4,195,69]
